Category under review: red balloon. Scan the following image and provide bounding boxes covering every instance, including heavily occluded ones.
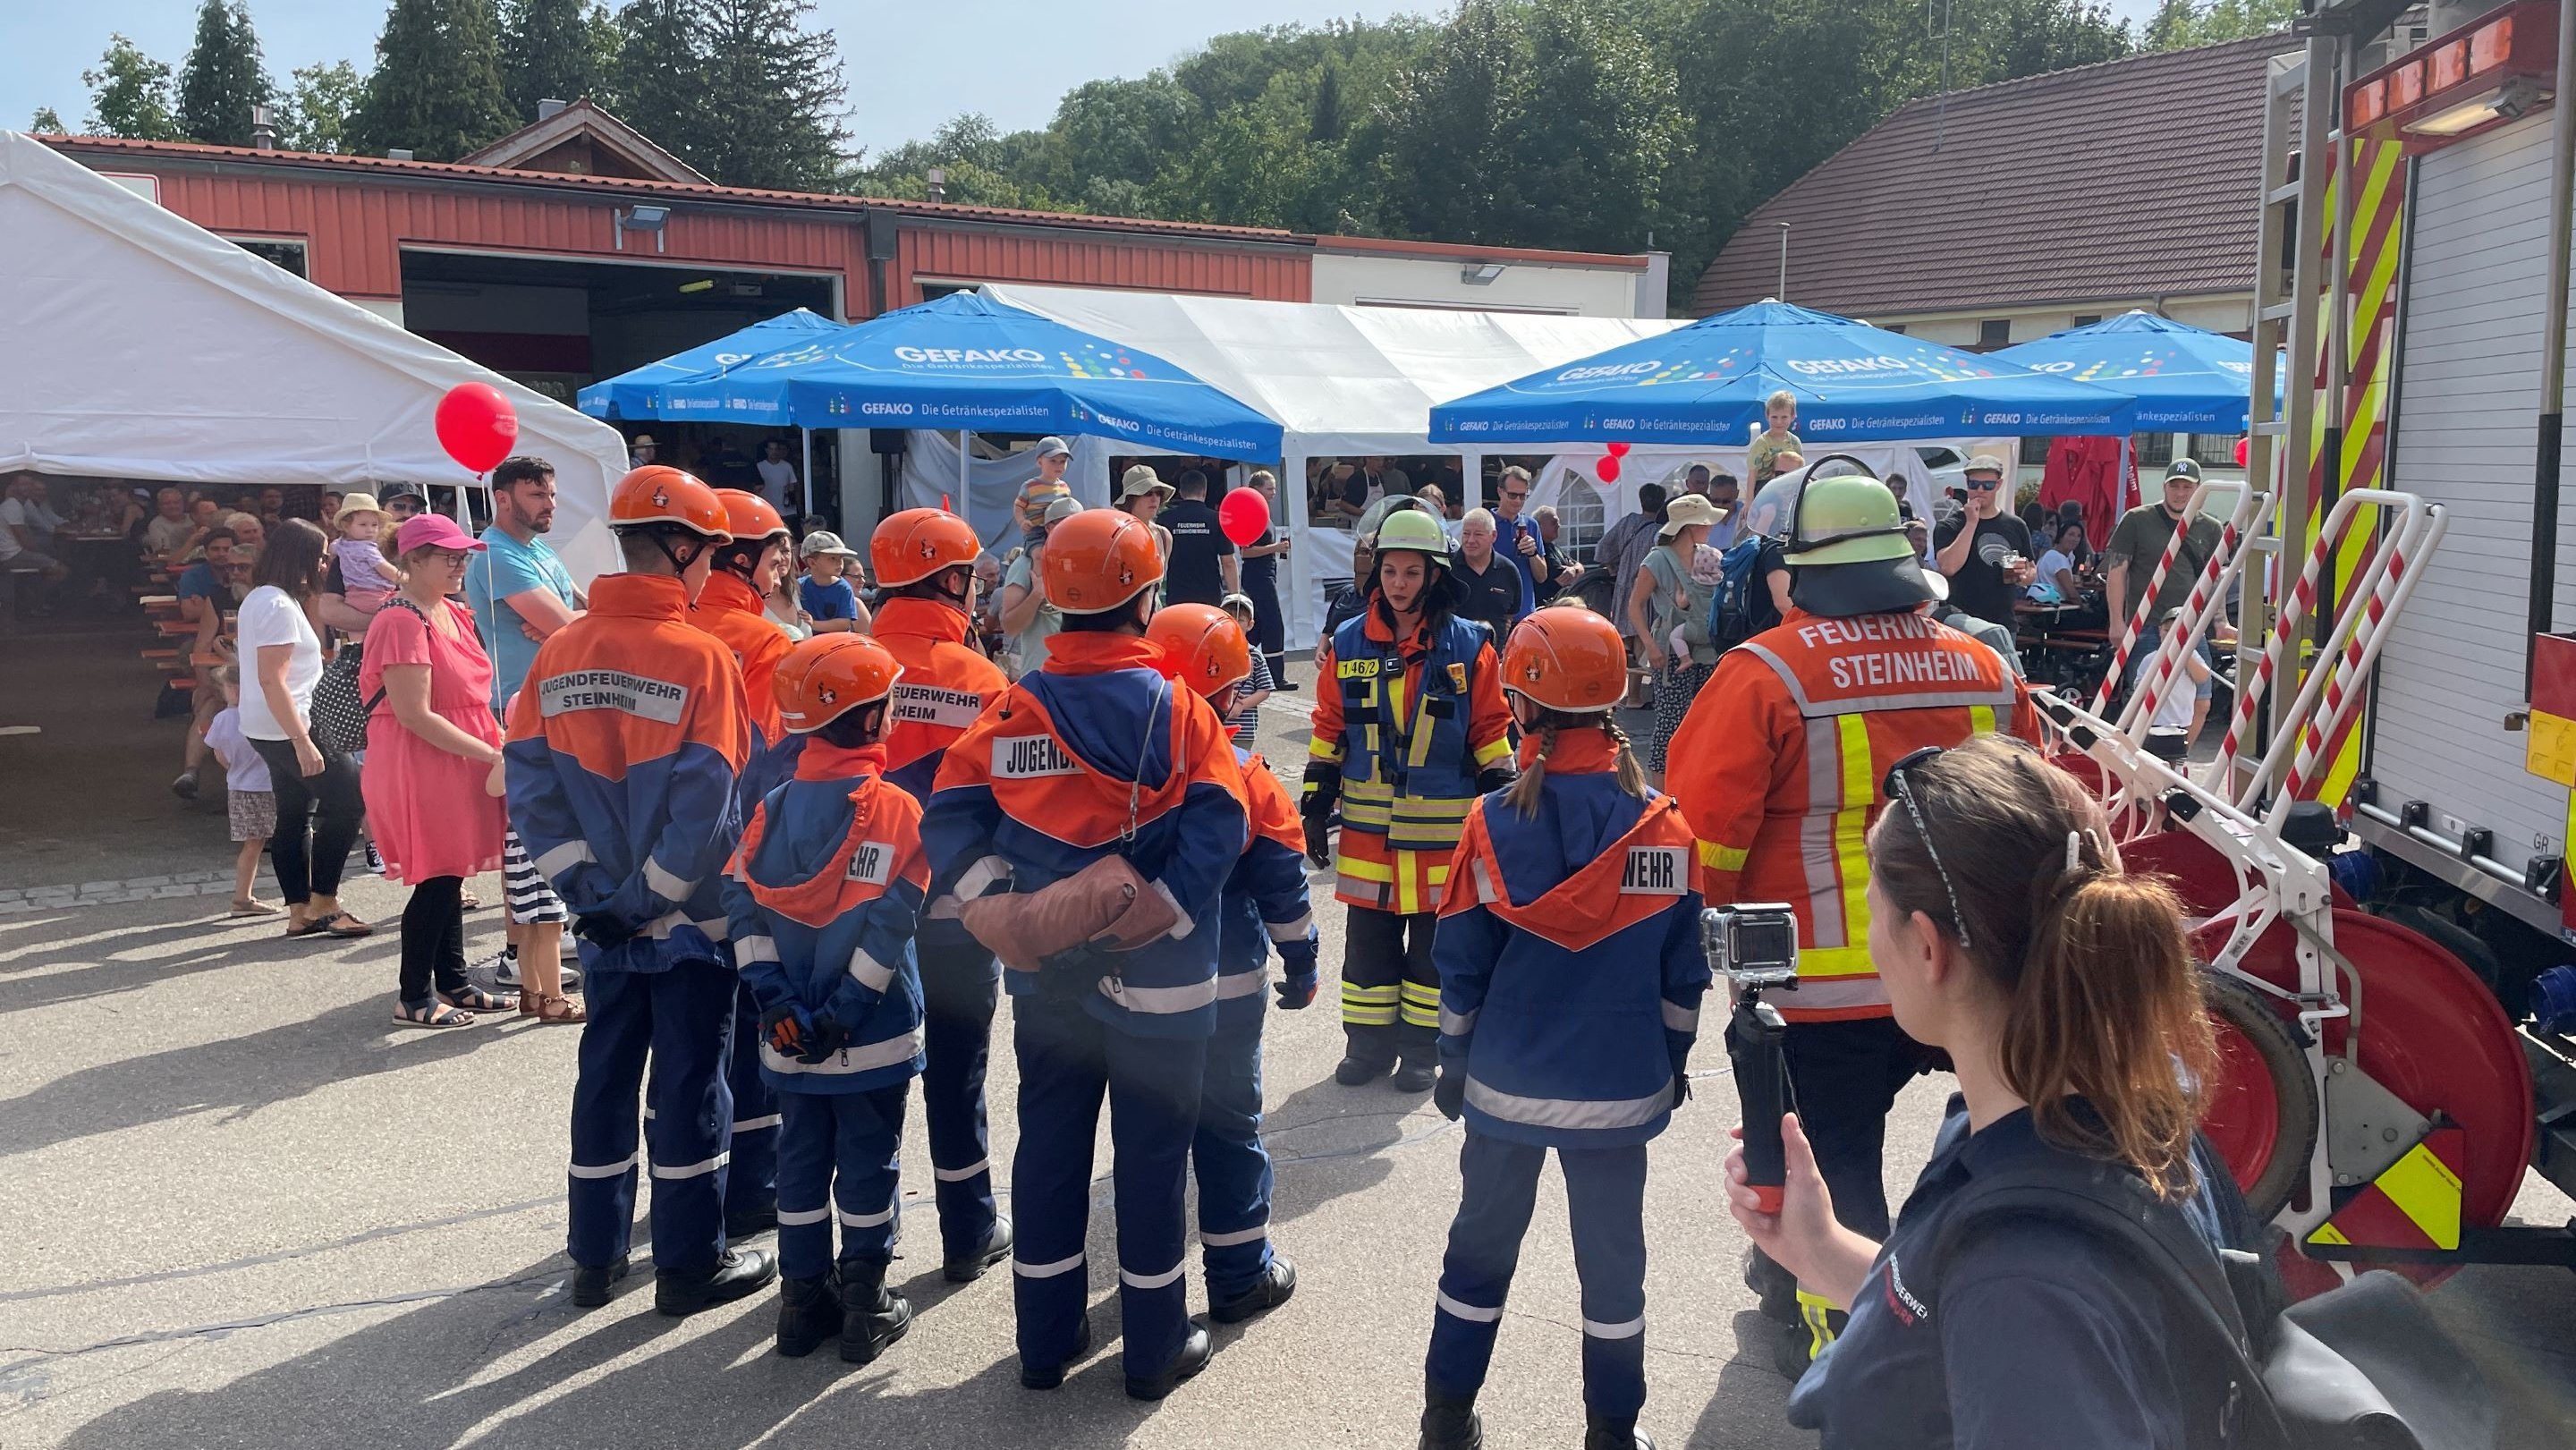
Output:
[2233,436,2251,468]
[1217,484,1272,547]
[435,382,519,473]
[1597,454,1623,483]
[1605,441,1631,458]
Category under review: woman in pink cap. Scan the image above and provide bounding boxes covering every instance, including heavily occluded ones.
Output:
[362,512,513,1028]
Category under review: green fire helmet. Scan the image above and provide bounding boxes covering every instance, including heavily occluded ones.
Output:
[1784,471,1916,566]
[1374,505,1451,564]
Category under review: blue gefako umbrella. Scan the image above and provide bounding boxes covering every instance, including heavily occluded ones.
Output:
[576,308,841,420]
[1428,299,2132,445]
[651,292,1283,461]
[1989,310,2268,431]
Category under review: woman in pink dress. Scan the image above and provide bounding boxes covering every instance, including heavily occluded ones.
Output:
[363,514,513,1028]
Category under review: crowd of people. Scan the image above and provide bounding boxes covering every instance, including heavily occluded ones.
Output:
[36,408,2272,1446]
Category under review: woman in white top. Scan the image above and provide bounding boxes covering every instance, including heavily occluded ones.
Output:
[2029,521,2088,605]
[239,519,371,940]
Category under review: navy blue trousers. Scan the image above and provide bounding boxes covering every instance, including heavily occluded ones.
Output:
[721,979,778,1221]
[1009,1004,1207,1379]
[919,934,1002,1260]
[774,1084,908,1282]
[1427,1132,1649,1418]
[1192,1002,1274,1301]
[566,961,738,1274]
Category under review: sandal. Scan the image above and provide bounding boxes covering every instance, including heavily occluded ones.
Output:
[284,915,328,937]
[394,1001,474,1030]
[461,890,483,911]
[320,912,374,938]
[440,984,517,1013]
[228,898,282,918]
[527,991,587,1024]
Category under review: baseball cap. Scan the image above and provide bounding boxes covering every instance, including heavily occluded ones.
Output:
[1041,496,1083,528]
[2165,457,2203,482]
[1121,464,1174,500]
[1034,436,1072,460]
[1964,454,2007,476]
[798,530,860,558]
[393,513,487,555]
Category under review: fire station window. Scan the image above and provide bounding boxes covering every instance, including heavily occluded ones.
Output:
[2020,436,2052,466]
[1883,322,1907,335]
[1555,476,1606,563]
[225,237,308,279]
[2133,433,2175,468]
[2189,433,2237,464]
[1977,319,2012,349]
[2072,314,2102,327]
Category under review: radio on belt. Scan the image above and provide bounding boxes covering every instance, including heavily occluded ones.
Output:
[1705,905,1800,1213]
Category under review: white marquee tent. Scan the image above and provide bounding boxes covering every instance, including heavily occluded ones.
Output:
[0,129,629,581]
[982,284,1682,648]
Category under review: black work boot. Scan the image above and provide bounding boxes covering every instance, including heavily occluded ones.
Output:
[774,1269,840,1358]
[944,1214,1013,1284]
[1584,1415,1655,1450]
[1020,1315,1095,1390]
[837,1257,914,1364]
[1335,1033,1397,1085]
[1124,1318,1214,1400]
[1391,1054,1439,1093]
[1419,1389,1484,1450]
[655,1247,777,1318]
[1741,1247,1799,1324]
[1208,1255,1297,1324]
[569,1254,630,1309]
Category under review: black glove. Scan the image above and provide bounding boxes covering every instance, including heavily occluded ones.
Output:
[1275,968,1319,1010]
[571,912,635,950]
[1432,1068,1467,1122]
[759,1005,809,1058]
[1037,940,1120,1001]
[801,1012,850,1064]
[1476,766,1515,795]
[1301,760,1342,819]
[1669,1071,1692,1112]
[1303,815,1334,869]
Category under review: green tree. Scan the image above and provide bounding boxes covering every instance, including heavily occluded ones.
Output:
[2144,0,2294,50]
[83,35,182,141]
[279,60,367,153]
[30,106,68,133]
[349,0,516,160]
[610,0,707,162]
[501,0,607,123]
[176,1,274,147]
[692,0,851,190]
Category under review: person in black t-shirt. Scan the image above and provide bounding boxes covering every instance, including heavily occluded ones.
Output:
[1931,455,2033,627]
[1236,469,1292,689]
[1451,508,1528,640]
[1158,469,1237,607]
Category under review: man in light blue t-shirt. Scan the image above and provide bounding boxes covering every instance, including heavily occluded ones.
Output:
[465,457,583,715]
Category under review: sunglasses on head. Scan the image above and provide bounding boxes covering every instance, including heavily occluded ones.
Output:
[1881,745,1972,951]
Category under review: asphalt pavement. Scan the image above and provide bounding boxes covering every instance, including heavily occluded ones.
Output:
[4,631,2575,1448]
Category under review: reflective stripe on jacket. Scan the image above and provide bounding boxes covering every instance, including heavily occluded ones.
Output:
[1666,607,2038,1022]
[723,740,928,1093]
[1435,736,1711,1149]
[504,572,750,974]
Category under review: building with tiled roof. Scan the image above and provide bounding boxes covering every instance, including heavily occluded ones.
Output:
[1693,33,2299,348]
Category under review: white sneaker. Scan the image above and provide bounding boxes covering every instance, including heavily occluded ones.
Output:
[365,841,386,875]
[487,947,522,989]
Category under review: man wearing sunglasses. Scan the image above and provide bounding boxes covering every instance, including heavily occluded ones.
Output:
[1664,471,2041,1378]
[1930,454,2033,628]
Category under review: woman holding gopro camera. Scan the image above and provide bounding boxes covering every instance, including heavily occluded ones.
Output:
[1419,606,1712,1450]
[1724,735,2254,1448]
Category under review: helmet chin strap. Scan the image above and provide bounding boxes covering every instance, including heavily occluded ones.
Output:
[651,531,708,578]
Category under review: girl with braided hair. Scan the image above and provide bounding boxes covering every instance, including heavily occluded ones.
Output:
[1419,606,1713,1450]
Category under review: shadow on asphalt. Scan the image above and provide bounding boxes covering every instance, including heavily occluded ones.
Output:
[0,994,507,1158]
[0,915,348,1018]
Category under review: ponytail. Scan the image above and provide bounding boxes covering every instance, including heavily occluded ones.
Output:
[1504,710,1649,818]
[1869,736,2216,1200]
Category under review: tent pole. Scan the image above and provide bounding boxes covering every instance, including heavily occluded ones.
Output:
[801,428,813,521]
[958,429,970,535]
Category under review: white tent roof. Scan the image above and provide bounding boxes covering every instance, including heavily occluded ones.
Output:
[982,284,1682,457]
[0,130,628,581]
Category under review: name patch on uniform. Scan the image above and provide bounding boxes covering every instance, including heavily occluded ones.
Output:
[844,840,895,886]
[1336,657,1381,680]
[994,734,1083,778]
[1446,663,1470,693]
[535,670,688,725]
[1620,846,1687,895]
[889,683,985,729]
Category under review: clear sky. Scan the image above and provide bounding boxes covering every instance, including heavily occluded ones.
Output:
[8,0,2173,157]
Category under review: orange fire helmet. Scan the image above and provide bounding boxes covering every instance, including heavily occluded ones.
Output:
[870,507,981,588]
[772,633,904,733]
[1503,606,1627,714]
[608,465,732,540]
[714,489,791,547]
[1042,507,1163,615]
[1146,603,1252,701]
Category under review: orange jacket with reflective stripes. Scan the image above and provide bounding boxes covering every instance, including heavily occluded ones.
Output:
[1665,607,2038,1022]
